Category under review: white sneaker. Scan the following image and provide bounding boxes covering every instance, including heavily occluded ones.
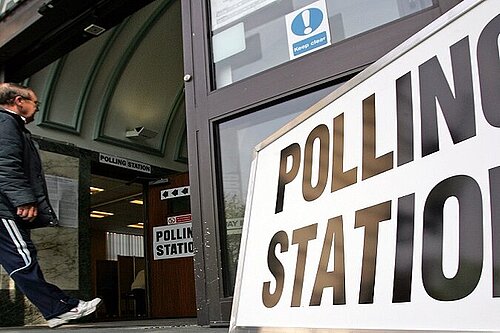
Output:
[47,298,102,328]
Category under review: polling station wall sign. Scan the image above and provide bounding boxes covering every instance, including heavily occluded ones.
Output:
[99,153,151,174]
[230,0,500,331]
[153,218,194,260]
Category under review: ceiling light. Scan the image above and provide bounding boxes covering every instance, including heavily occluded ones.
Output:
[127,222,144,229]
[90,187,104,194]
[130,199,144,205]
[90,210,114,218]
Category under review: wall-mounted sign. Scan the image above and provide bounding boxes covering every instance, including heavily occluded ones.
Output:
[285,0,331,60]
[227,218,244,235]
[160,186,190,200]
[99,153,151,174]
[153,217,193,260]
[210,0,277,31]
[45,175,79,228]
[231,0,500,331]
[167,214,192,225]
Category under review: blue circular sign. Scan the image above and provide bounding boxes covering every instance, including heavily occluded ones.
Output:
[291,8,323,36]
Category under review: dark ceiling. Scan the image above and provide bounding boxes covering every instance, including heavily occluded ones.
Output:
[0,0,156,81]
[90,174,145,236]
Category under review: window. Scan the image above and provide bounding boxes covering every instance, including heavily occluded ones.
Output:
[106,232,144,260]
[217,83,342,295]
[0,150,81,291]
[210,0,433,88]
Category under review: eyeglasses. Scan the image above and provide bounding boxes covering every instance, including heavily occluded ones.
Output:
[18,96,41,108]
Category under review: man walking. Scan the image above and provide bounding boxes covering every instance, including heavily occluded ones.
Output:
[0,82,101,328]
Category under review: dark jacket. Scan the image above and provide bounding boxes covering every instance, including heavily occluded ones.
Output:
[0,107,57,226]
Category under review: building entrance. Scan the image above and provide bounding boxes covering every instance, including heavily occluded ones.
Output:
[89,168,195,320]
[89,172,146,320]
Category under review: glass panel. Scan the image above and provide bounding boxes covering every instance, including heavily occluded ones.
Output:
[210,0,433,88]
[218,83,342,295]
[0,151,80,292]
[32,151,80,290]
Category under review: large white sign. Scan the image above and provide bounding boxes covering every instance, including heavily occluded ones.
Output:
[231,0,500,331]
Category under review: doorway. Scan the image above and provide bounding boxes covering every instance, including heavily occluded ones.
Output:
[89,167,196,320]
[89,171,146,320]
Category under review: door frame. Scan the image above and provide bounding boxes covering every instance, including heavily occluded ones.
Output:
[180,0,463,326]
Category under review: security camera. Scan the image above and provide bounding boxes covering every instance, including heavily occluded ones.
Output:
[126,126,158,139]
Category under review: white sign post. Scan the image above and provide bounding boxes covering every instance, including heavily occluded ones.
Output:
[231,0,500,331]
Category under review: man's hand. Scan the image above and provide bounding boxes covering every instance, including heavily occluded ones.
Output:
[17,204,38,221]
